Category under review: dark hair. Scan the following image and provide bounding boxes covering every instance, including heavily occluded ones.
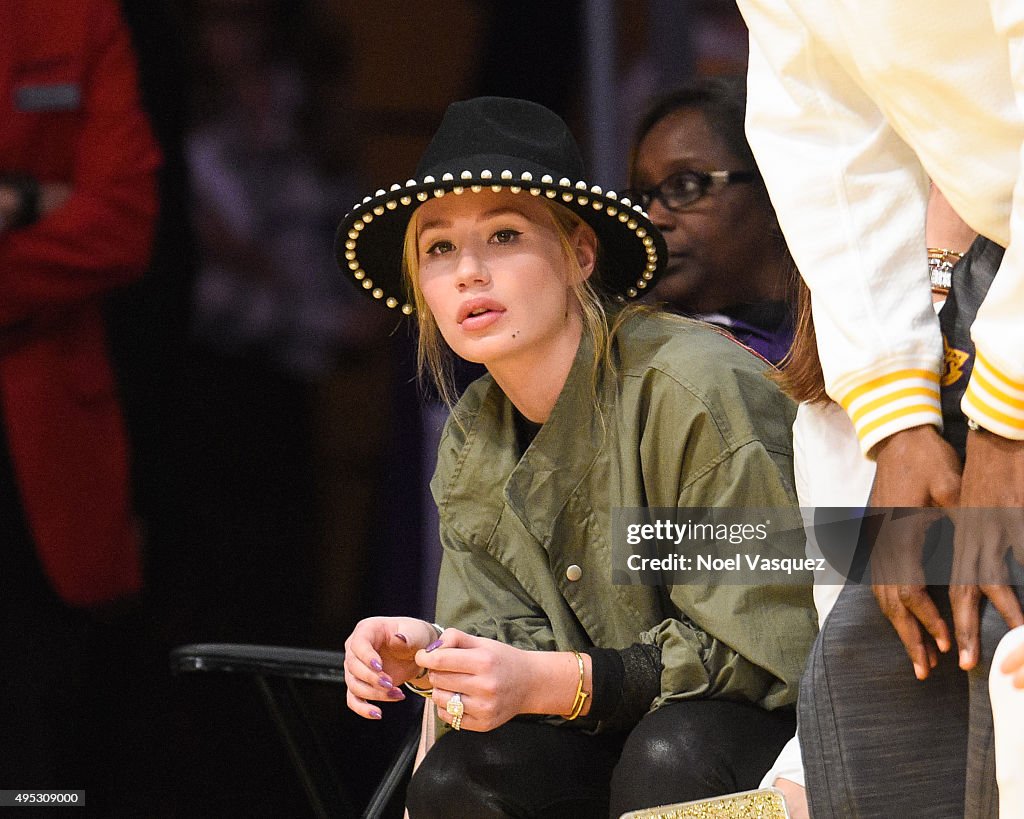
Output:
[629,74,786,247]
[630,75,758,185]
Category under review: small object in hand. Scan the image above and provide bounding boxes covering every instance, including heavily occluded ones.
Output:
[451,712,463,731]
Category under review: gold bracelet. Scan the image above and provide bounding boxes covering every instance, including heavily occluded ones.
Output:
[564,650,590,721]
[927,247,964,261]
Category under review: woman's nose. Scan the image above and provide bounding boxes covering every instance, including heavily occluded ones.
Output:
[454,249,490,290]
[646,196,676,233]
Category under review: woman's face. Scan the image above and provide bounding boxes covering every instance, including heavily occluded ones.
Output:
[413,189,594,374]
[631,108,780,314]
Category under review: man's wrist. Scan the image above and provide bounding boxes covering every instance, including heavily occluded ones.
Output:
[869,422,941,461]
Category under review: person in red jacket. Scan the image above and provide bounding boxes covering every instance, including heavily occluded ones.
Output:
[0,0,160,792]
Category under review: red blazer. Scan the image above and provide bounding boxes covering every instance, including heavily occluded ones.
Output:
[0,0,161,606]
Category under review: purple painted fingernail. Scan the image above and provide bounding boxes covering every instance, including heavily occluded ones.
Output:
[378,676,393,688]
[425,639,443,652]
[394,633,408,643]
[369,708,382,720]
[370,659,383,672]
[387,687,405,700]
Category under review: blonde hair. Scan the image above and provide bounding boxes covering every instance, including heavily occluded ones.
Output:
[401,195,627,410]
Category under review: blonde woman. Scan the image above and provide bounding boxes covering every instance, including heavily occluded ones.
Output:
[339,97,815,817]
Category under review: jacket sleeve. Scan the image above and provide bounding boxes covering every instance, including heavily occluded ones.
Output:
[962,0,1024,438]
[736,0,942,455]
[640,440,816,711]
[0,0,161,328]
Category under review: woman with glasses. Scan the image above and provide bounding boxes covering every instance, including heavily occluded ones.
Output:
[626,76,796,365]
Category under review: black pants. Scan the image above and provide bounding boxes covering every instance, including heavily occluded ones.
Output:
[406,699,795,818]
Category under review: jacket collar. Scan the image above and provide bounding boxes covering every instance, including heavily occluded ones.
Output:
[439,332,606,551]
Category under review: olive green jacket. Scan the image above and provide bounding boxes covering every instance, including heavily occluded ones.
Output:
[431,312,816,724]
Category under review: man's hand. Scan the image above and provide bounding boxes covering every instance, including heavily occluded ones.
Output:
[951,428,1024,670]
[869,425,961,679]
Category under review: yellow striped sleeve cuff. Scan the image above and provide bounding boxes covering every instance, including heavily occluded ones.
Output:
[835,369,943,455]
[962,350,1024,440]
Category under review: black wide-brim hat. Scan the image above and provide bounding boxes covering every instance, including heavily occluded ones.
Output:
[335,96,667,314]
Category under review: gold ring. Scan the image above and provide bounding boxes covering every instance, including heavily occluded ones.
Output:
[452,712,463,731]
[445,692,464,718]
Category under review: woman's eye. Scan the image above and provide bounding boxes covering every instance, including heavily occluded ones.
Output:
[666,173,701,196]
[425,240,455,256]
[492,229,522,244]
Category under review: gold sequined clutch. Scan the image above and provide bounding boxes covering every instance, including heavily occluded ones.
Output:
[618,787,790,818]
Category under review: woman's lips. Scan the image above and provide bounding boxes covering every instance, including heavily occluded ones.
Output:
[457,297,506,330]
[460,308,505,332]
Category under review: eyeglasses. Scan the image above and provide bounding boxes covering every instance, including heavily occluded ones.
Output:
[622,169,757,213]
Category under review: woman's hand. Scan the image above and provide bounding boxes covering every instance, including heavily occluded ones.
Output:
[415,630,540,732]
[344,617,439,720]
[416,630,587,732]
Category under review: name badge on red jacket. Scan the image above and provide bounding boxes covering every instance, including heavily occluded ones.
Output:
[15,83,81,112]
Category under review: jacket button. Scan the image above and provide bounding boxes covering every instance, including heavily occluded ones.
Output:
[566,564,582,582]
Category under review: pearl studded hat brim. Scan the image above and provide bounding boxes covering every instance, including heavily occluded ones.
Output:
[335,166,668,315]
